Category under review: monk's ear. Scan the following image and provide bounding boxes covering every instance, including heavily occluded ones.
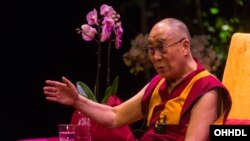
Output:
[182,39,190,55]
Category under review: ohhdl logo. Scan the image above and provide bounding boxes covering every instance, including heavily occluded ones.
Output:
[210,125,250,141]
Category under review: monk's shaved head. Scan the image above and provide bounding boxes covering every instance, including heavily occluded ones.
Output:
[148,18,191,42]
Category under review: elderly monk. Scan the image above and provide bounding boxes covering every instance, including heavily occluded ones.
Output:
[43,18,232,141]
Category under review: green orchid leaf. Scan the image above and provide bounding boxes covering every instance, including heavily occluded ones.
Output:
[101,76,119,103]
[76,82,87,97]
[101,87,111,104]
[110,76,119,95]
[76,81,97,102]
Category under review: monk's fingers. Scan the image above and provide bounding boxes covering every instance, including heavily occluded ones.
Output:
[43,91,57,97]
[45,96,58,102]
[45,80,66,87]
[43,86,58,93]
[61,77,75,89]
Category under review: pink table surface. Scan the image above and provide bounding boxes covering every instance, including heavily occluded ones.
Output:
[17,137,59,141]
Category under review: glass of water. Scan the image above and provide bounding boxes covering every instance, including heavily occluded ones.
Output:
[58,124,76,141]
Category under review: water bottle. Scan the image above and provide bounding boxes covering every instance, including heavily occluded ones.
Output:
[76,112,92,141]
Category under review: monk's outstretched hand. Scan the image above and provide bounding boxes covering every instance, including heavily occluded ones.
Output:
[43,76,79,106]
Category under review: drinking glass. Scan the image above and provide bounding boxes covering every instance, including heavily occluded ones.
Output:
[58,124,76,141]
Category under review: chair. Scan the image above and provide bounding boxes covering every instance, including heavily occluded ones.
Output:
[222,33,250,124]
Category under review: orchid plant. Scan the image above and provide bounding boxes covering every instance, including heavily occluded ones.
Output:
[75,4,123,103]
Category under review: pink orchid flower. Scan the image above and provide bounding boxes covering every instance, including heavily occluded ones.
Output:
[100,4,114,16]
[115,22,123,38]
[86,9,98,25]
[100,24,112,42]
[100,17,115,42]
[81,24,97,41]
[80,4,123,46]
[115,37,122,49]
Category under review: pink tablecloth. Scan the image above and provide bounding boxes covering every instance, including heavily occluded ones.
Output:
[17,137,59,141]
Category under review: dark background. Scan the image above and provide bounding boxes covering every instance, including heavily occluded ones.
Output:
[2,1,151,140]
[2,0,249,141]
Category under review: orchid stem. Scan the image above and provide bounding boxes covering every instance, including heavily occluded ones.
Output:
[94,25,102,102]
[106,41,112,88]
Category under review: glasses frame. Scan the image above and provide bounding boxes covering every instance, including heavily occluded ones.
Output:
[145,37,186,55]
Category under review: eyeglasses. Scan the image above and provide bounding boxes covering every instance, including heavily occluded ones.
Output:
[145,37,186,55]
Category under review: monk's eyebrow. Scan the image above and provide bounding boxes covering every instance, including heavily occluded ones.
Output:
[154,40,165,47]
[148,38,165,45]
[158,38,166,43]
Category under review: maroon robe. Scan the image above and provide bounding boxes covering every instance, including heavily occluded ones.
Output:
[139,62,232,141]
